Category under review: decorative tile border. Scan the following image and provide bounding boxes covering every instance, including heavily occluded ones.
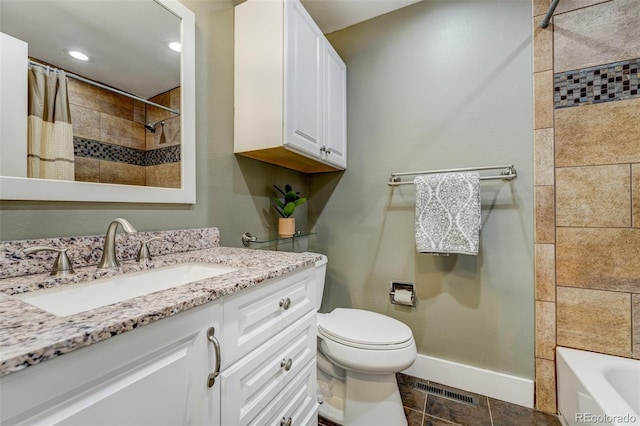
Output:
[74,138,181,166]
[554,58,639,109]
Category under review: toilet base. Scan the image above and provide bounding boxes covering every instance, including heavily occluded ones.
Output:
[318,370,407,426]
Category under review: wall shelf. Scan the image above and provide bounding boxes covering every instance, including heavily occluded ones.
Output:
[241,231,316,247]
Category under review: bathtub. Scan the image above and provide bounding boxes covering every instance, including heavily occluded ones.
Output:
[557,347,640,426]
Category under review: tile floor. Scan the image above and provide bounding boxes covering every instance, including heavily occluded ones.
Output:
[318,373,561,426]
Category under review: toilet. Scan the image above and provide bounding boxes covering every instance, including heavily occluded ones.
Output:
[314,256,417,425]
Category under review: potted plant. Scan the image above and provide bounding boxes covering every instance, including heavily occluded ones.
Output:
[272,184,307,237]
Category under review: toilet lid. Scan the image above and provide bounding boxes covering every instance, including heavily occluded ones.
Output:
[318,308,414,349]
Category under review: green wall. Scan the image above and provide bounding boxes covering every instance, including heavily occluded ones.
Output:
[1,0,534,379]
[0,0,308,246]
[309,0,534,378]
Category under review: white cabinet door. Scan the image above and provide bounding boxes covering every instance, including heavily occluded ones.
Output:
[1,302,222,426]
[222,266,315,368]
[284,0,323,158]
[220,311,317,426]
[323,42,347,169]
[250,359,318,426]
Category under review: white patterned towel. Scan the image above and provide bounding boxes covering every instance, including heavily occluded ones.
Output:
[414,172,481,255]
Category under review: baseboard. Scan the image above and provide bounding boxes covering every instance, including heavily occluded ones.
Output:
[402,353,534,408]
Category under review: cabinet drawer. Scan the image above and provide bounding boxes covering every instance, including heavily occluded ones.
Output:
[220,310,316,426]
[222,266,315,366]
[250,359,318,426]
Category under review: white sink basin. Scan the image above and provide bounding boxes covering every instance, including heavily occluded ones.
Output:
[16,263,238,317]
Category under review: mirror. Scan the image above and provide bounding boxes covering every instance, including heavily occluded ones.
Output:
[0,0,195,203]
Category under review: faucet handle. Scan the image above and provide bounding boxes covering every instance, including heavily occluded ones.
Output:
[24,246,74,276]
[137,237,163,262]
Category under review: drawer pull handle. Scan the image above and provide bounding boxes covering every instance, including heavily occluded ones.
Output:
[207,327,221,388]
[280,416,292,426]
[280,358,293,371]
[279,297,291,310]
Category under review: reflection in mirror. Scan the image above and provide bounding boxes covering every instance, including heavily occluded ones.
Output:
[0,0,195,203]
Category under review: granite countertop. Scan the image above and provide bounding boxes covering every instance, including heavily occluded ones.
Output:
[0,247,323,377]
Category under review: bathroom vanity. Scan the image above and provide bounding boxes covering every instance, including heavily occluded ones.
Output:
[0,228,322,425]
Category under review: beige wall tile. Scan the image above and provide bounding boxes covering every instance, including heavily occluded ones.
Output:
[536,301,556,360]
[146,163,181,188]
[554,0,640,73]
[170,87,181,111]
[146,117,181,150]
[100,114,146,150]
[534,128,554,186]
[147,90,174,124]
[535,358,557,414]
[535,186,555,243]
[557,286,631,357]
[556,98,640,167]
[535,243,556,302]
[533,0,552,17]
[534,71,554,130]
[74,157,99,183]
[70,104,100,140]
[134,100,146,125]
[68,79,133,121]
[633,294,640,360]
[634,164,639,228]
[533,16,553,73]
[99,161,145,186]
[554,0,611,15]
[557,228,640,292]
[556,165,631,227]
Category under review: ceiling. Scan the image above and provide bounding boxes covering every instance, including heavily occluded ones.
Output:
[0,0,421,100]
[303,0,422,34]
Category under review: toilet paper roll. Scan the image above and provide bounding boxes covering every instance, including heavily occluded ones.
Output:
[393,289,413,306]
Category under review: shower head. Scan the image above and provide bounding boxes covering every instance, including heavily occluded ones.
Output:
[144,121,160,133]
[144,121,164,133]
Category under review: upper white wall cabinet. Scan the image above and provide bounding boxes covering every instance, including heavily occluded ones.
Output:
[234,0,347,173]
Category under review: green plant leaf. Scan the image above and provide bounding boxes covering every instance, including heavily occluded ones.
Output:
[284,190,299,203]
[293,197,306,206]
[283,202,296,217]
[272,197,285,209]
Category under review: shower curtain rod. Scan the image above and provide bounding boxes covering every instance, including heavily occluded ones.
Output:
[539,0,560,28]
[388,164,517,186]
[28,60,180,116]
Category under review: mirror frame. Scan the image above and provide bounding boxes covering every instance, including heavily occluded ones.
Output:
[0,0,196,204]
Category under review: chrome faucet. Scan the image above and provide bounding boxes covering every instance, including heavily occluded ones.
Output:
[97,218,138,269]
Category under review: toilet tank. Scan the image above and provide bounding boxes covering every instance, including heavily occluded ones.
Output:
[314,255,328,311]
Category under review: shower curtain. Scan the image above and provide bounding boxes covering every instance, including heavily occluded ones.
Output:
[27,65,75,180]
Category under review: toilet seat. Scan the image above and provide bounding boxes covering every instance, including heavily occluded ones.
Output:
[318,308,414,350]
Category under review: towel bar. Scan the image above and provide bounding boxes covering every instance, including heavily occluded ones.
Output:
[388,165,517,186]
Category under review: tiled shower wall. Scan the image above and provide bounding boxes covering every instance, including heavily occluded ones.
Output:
[69,77,181,188]
[532,0,640,414]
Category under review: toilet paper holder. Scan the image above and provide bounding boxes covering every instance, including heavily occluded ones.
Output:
[389,281,416,307]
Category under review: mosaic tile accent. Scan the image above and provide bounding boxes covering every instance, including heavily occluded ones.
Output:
[74,137,180,166]
[146,144,181,166]
[554,58,639,109]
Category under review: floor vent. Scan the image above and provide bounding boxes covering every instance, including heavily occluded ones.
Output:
[413,382,478,406]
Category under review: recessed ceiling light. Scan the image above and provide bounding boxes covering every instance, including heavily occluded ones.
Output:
[168,41,181,53]
[68,50,89,61]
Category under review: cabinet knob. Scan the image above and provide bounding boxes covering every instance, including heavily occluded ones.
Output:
[280,417,292,426]
[279,297,291,310]
[280,358,293,371]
